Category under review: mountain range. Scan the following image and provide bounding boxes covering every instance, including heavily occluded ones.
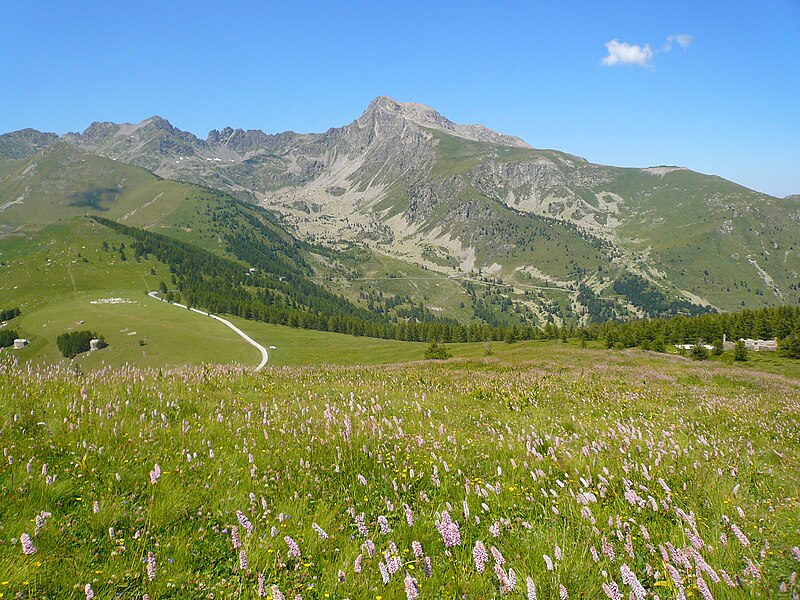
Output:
[2,96,798,326]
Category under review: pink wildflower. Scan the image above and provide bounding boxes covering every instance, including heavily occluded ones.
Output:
[526,576,537,600]
[412,540,423,558]
[378,515,392,534]
[21,532,37,555]
[271,585,285,600]
[620,564,645,600]
[404,572,419,600]
[312,523,328,540]
[494,563,513,594]
[284,536,301,558]
[231,525,242,549]
[730,523,750,547]
[355,512,369,537]
[602,582,621,600]
[257,573,266,597]
[696,573,713,600]
[236,510,253,535]
[147,551,156,581]
[473,540,489,573]
[436,511,461,548]
[85,584,94,600]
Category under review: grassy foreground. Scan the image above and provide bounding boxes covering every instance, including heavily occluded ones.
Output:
[1,349,799,599]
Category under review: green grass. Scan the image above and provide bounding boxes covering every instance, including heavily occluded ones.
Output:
[0,345,798,598]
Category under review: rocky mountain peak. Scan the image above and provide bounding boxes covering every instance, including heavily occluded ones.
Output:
[359,96,531,149]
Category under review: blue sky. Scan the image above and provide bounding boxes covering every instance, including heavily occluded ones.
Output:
[2,1,799,196]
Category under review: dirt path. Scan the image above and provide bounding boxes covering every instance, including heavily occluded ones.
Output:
[147,291,268,371]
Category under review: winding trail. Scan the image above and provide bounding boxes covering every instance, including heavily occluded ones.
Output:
[147,291,268,371]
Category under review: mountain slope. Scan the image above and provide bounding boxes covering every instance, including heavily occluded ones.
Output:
[6,97,798,320]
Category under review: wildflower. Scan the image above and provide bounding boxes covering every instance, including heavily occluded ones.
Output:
[149,463,161,484]
[602,537,616,562]
[93,500,100,513]
[730,523,750,547]
[494,563,513,593]
[312,523,329,540]
[236,510,253,535]
[404,504,414,526]
[489,521,501,537]
[601,582,621,600]
[490,545,505,565]
[257,573,266,597]
[355,513,369,537]
[338,569,346,583]
[473,541,489,573]
[696,573,713,600]
[559,584,568,599]
[231,525,242,549]
[404,572,419,600]
[543,554,553,571]
[271,585,285,600]
[285,536,301,559]
[412,540,423,558]
[379,561,390,584]
[85,584,94,600]
[354,553,363,573]
[378,515,392,534]
[424,555,432,577]
[526,576,537,600]
[792,546,800,563]
[436,511,461,548]
[620,564,645,600]
[21,533,37,555]
[147,551,156,581]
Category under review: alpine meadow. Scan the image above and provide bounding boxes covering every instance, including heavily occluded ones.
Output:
[2,2,800,598]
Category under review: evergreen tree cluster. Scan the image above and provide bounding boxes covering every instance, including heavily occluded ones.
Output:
[612,273,710,318]
[0,307,21,321]
[56,331,106,359]
[0,329,19,348]
[91,217,557,344]
[595,304,800,354]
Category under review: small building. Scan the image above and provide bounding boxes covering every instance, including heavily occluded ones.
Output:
[13,338,29,349]
[742,338,778,352]
[722,334,735,351]
[675,343,714,351]
[89,338,101,351]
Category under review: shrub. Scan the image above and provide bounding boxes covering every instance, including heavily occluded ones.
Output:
[690,344,709,361]
[424,341,452,360]
[733,339,748,362]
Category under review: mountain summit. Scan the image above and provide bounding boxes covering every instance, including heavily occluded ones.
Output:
[359,96,532,148]
[1,97,797,315]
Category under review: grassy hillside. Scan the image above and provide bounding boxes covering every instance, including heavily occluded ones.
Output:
[1,347,798,598]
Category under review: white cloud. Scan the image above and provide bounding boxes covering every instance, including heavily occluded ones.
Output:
[601,39,654,67]
[664,33,692,51]
[602,33,692,68]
